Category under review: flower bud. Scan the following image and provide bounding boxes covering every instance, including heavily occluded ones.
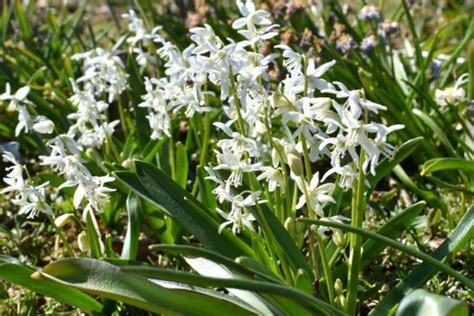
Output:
[284,217,295,233]
[336,294,346,309]
[332,229,346,248]
[285,146,304,177]
[77,231,90,253]
[334,278,344,296]
[32,118,55,134]
[54,213,74,228]
[121,158,133,169]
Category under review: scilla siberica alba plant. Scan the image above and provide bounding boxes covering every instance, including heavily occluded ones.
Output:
[5,1,472,315]
[123,1,403,312]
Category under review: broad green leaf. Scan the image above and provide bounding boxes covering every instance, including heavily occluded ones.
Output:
[257,204,314,279]
[121,265,344,315]
[421,158,474,176]
[184,257,274,315]
[295,269,314,296]
[361,201,426,267]
[395,289,468,316]
[37,258,256,315]
[126,55,150,151]
[299,219,474,291]
[0,261,102,313]
[151,244,281,283]
[121,193,141,261]
[370,206,474,315]
[114,161,254,258]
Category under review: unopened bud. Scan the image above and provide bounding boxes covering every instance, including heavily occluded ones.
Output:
[121,158,133,169]
[77,231,90,253]
[284,217,295,233]
[285,146,304,177]
[336,294,346,309]
[54,213,74,228]
[335,278,343,296]
[33,117,55,134]
[332,229,346,248]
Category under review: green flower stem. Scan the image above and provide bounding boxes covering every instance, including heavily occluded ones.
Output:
[314,232,335,304]
[117,95,128,140]
[168,129,176,181]
[191,112,211,196]
[300,179,335,306]
[345,152,366,314]
[248,174,293,285]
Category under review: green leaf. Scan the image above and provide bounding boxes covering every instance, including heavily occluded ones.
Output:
[298,218,474,291]
[126,55,150,151]
[121,265,344,315]
[368,137,423,189]
[175,142,189,188]
[393,165,448,214]
[370,206,474,315]
[150,244,280,283]
[421,158,474,176]
[257,204,314,278]
[37,258,257,315]
[295,269,314,296]
[0,261,102,313]
[361,201,426,267]
[121,193,141,261]
[13,0,32,38]
[114,161,254,258]
[395,289,468,316]
[412,109,456,157]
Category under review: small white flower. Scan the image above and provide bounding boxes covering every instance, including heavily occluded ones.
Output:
[295,173,335,216]
[0,83,30,111]
[435,74,469,106]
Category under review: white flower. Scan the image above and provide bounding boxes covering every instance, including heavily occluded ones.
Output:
[213,148,262,187]
[435,74,469,106]
[216,191,264,234]
[0,83,30,111]
[1,152,52,218]
[15,106,34,136]
[12,183,53,218]
[322,165,358,190]
[233,0,272,31]
[257,166,284,192]
[232,0,278,47]
[295,173,335,216]
[1,152,25,194]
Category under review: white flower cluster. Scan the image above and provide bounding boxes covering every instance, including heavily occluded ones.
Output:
[1,46,124,219]
[39,136,115,220]
[68,79,119,148]
[122,10,163,66]
[126,0,403,234]
[1,152,52,218]
[72,48,128,103]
